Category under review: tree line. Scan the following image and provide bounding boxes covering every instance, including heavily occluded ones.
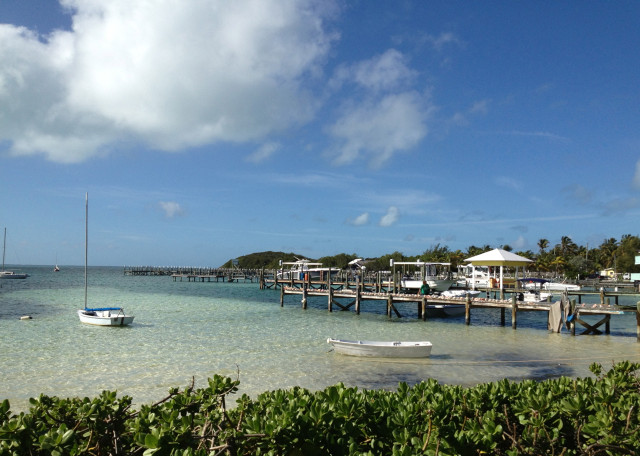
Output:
[223,234,640,280]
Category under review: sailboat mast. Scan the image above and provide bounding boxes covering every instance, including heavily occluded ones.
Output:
[84,193,88,310]
[2,227,6,272]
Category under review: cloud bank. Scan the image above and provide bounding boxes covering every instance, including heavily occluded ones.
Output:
[0,0,337,163]
[0,0,432,168]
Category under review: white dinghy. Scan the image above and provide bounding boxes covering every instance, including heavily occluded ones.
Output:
[327,338,432,358]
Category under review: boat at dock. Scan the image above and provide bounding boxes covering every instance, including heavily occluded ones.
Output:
[522,278,580,292]
[517,278,554,302]
[327,338,432,358]
[391,261,455,292]
[277,259,340,281]
[441,289,481,298]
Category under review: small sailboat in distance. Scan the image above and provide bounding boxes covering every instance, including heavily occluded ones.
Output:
[77,193,134,326]
[1,228,29,279]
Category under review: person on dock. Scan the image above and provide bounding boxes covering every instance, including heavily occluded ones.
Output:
[420,280,430,295]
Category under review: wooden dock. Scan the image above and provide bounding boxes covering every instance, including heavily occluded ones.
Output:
[124,266,260,282]
[273,277,640,340]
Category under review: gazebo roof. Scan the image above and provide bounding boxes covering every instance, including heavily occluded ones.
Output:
[464,248,533,267]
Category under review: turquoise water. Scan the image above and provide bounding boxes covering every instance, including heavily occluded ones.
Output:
[1,266,640,413]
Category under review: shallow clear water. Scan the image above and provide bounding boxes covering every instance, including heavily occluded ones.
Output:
[1,266,639,413]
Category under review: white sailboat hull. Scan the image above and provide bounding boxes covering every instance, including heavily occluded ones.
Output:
[0,271,28,279]
[328,338,432,358]
[77,309,134,326]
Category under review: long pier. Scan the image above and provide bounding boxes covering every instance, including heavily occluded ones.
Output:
[272,276,640,340]
[124,266,260,282]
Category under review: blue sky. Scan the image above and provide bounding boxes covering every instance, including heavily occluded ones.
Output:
[1,0,639,267]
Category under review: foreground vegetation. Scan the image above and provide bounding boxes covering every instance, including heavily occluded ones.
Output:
[2,362,639,455]
[223,234,640,280]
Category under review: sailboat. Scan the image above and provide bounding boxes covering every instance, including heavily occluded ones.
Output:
[77,193,134,326]
[1,228,29,279]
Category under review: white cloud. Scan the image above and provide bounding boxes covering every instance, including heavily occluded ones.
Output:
[158,201,184,218]
[0,0,338,162]
[328,92,430,167]
[495,176,521,191]
[348,212,369,226]
[511,235,527,249]
[421,32,461,51]
[469,99,489,115]
[331,49,416,93]
[325,49,431,168]
[379,206,399,227]
[246,142,280,164]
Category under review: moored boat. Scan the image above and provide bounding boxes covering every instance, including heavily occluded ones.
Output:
[521,278,579,292]
[277,259,340,280]
[78,193,134,327]
[1,228,29,279]
[78,308,135,326]
[391,260,455,292]
[327,338,432,358]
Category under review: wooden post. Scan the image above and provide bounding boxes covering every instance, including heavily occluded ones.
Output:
[355,286,361,314]
[328,271,332,312]
[302,277,308,310]
[465,294,471,325]
[500,308,505,326]
[387,295,393,318]
[280,284,284,307]
[421,295,427,321]
[511,293,517,330]
[571,299,576,336]
[636,302,640,342]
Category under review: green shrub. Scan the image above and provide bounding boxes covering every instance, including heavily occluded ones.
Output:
[1,362,639,455]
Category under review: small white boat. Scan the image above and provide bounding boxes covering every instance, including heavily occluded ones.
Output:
[327,338,432,358]
[518,290,553,302]
[78,308,135,326]
[1,228,29,279]
[441,289,481,298]
[521,278,577,292]
[78,193,134,327]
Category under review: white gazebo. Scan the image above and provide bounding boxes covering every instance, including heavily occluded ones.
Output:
[464,249,533,297]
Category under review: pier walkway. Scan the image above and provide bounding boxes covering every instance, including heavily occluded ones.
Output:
[268,275,640,340]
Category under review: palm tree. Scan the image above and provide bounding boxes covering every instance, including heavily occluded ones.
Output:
[537,238,549,254]
[558,236,577,257]
[598,238,619,269]
[551,256,567,275]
